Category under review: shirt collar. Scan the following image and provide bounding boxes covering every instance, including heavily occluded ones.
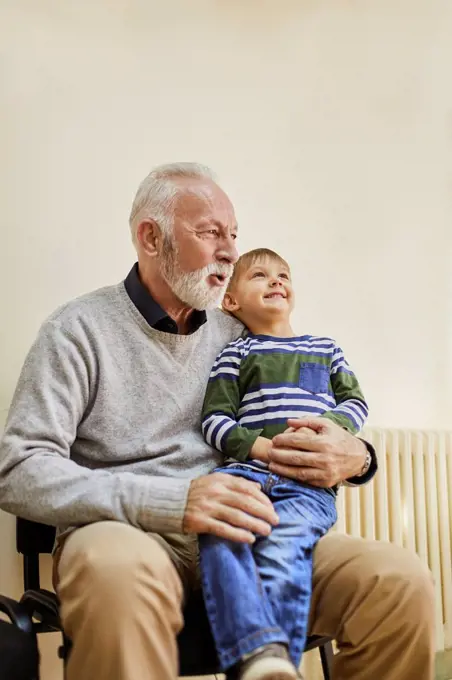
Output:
[124,263,207,334]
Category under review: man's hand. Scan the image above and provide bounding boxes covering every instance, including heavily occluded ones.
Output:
[183,473,279,544]
[268,417,367,487]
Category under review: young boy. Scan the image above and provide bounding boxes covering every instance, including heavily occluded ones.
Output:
[199,248,369,680]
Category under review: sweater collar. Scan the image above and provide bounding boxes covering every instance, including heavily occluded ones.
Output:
[124,263,207,335]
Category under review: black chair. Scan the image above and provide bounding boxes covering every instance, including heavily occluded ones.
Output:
[13,517,335,678]
[0,595,39,680]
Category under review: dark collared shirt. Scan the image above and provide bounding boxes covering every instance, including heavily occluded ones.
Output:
[124,263,207,334]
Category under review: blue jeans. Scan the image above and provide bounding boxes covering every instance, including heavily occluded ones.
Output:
[199,464,337,671]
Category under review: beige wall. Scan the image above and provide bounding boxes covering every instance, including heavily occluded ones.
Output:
[1,1,451,677]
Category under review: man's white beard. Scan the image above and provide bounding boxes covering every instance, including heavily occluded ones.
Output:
[160,238,233,310]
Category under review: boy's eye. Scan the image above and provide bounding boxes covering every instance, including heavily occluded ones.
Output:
[279,273,289,279]
[251,271,265,278]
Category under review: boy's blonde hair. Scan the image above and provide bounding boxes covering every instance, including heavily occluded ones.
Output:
[226,248,290,294]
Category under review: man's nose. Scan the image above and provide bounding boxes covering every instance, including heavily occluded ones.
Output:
[217,235,239,265]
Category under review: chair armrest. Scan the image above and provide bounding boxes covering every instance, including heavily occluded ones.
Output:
[21,589,61,631]
[0,594,33,634]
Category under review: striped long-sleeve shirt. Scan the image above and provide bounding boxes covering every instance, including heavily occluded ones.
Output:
[201,333,368,462]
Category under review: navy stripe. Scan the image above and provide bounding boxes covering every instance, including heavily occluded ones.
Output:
[337,411,361,431]
[334,408,363,430]
[241,392,334,407]
[208,373,239,383]
[209,416,231,446]
[213,348,242,361]
[211,361,240,372]
[239,414,327,427]
[219,425,236,450]
[242,347,336,358]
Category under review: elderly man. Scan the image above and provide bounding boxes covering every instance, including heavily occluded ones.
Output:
[0,163,434,680]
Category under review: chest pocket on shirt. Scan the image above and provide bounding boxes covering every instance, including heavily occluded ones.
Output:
[299,363,330,394]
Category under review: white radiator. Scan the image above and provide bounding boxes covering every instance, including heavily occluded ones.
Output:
[301,427,452,679]
[337,427,452,652]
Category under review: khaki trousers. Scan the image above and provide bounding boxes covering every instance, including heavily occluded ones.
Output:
[54,521,435,680]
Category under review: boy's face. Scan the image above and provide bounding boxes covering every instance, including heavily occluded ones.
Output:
[225,257,294,323]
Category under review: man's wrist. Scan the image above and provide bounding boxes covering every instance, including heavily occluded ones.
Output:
[356,448,372,477]
[346,439,378,486]
[352,437,368,476]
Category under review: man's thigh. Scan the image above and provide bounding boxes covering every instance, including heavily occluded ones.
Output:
[54,521,198,595]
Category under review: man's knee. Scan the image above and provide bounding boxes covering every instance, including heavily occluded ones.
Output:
[313,534,435,643]
[342,537,435,643]
[355,539,433,589]
[57,521,183,608]
[366,541,434,620]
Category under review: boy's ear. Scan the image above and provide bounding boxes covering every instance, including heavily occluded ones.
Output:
[222,292,240,313]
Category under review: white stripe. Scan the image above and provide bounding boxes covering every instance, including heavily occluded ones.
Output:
[204,415,224,444]
[201,414,215,436]
[331,357,351,372]
[336,404,366,423]
[241,386,336,407]
[242,336,334,349]
[242,386,301,401]
[242,344,334,359]
[345,400,368,418]
[213,354,241,368]
[239,408,324,425]
[215,421,236,451]
[210,365,240,379]
[238,396,333,417]
[243,336,334,347]
[244,338,335,350]
[229,337,246,347]
[334,409,362,428]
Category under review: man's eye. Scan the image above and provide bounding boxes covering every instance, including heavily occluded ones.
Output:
[231,233,238,240]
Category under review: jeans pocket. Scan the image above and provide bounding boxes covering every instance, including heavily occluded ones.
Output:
[299,363,330,394]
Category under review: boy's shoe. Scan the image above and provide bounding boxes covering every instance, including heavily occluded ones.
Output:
[228,642,302,680]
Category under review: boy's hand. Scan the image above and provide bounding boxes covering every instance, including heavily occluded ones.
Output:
[250,436,273,462]
[284,424,316,438]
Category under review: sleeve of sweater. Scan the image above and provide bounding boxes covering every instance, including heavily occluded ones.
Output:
[321,344,369,434]
[201,341,262,461]
[0,321,190,534]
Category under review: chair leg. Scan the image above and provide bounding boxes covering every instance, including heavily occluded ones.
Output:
[319,640,334,680]
[58,632,70,680]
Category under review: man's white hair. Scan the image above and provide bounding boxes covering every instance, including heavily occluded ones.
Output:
[129,162,216,246]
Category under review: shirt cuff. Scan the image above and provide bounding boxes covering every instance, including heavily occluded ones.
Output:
[344,439,378,486]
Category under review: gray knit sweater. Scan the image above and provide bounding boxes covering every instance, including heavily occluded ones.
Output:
[0,282,243,536]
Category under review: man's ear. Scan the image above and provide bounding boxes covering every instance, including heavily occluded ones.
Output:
[222,292,240,313]
[136,220,162,256]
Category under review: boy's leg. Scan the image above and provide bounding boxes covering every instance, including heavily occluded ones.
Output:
[253,479,337,666]
[199,465,289,671]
